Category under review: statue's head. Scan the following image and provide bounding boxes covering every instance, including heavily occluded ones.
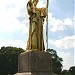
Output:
[33,0,38,2]
[33,0,39,6]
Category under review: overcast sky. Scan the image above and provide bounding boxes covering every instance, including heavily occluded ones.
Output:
[0,0,74,70]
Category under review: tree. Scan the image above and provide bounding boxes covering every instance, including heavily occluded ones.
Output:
[61,70,72,75]
[0,46,24,75]
[46,49,63,74]
[69,66,75,75]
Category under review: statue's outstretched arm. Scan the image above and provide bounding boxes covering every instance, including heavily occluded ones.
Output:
[27,0,32,15]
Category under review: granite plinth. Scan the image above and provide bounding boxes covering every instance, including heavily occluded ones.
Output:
[18,51,52,73]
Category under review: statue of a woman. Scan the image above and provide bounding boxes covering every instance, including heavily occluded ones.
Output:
[26,0,47,51]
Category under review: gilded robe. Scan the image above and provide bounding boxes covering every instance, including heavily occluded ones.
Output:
[26,1,47,51]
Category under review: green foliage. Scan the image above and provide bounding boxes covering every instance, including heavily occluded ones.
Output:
[61,66,75,75]
[0,46,24,75]
[69,66,75,75]
[61,70,72,75]
[46,49,63,74]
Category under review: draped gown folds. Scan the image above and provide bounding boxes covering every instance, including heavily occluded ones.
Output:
[26,1,47,51]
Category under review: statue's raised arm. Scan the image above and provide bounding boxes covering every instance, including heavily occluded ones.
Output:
[27,0,39,15]
[27,0,33,15]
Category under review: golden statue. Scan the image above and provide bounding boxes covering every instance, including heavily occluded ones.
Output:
[26,0,47,51]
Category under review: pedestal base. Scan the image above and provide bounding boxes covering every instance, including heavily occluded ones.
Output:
[18,51,52,72]
[16,51,53,75]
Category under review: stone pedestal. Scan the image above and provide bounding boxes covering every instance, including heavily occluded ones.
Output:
[15,51,53,75]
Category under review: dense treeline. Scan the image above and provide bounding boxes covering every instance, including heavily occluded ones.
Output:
[46,49,63,74]
[0,46,24,75]
[61,66,75,75]
[0,46,74,75]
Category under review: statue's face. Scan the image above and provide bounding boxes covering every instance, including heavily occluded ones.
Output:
[33,0,39,5]
[33,0,38,2]
[33,0,38,6]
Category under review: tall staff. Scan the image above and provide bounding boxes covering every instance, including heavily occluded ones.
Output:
[46,0,49,50]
